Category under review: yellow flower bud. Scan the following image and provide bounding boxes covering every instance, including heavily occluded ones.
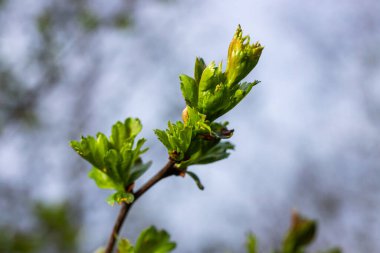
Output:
[182,106,189,123]
[226,25,264,86]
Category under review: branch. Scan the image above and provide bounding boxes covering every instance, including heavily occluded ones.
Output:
[104,159,177,253]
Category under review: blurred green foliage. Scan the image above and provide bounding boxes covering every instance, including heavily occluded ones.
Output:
[0,1,134,132]
[246,212,341,253]
[99,212,341,253]
[0,202,80,253]
[79,10,100,31]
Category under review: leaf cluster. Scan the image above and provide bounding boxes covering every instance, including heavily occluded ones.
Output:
[180,25,263,122]
[154,26,263,189]
[154,107,234,189]
[155,107,234,165]
[70,118,151,205]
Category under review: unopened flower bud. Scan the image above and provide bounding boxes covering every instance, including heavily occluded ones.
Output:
[182,106,189,123]
[226,25,264,86]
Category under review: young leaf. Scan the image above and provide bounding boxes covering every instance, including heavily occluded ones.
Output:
[154,121,192,161]
[124,118,143,139]
[120,148,134,181]
[88,167,120,190]
[180,74,198,107]
[186,171,205,190]
[185,106,211,134]
[110,118,142,151]
[118,238,135,253]
[210,122,234,139]
[133,138,149,160]
[134,226,176,253]
[70,135,107,169]
[94,133,109,168]
[180,141,234,168]
[106,191,134,206]
[129,160,152,184]
[194,57,206,84]
[104,149,122,185]
[154,129,172,151]
[224,81,259,115]
[110,121,128,151]
[199,61,217,92]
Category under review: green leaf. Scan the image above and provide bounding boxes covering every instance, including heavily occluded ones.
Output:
[154,129,172,151]
[246,233,258,253]
[70,140,84,157]
[129,161,152,184]
[210,122,234,139]
[104,149,122,185]
[118,238,135,253]
[226,81,259,113]
[125,118,143,139]
[183,141,234,167]
[134,226,176,253]
[196,141,234,164]
[133,138,148,160]
[106,191,134,206]
[199,61,217,92]
[88,167,119,190]
[186,171,205,190]
[177,125,192,153]
[201,86,229,121]
[110,118,142,151]
[194,57,206,84]
[120,148,134,182]
[70,136,99,168]
[70,133,110,169]
[154,121,192,161]
[185,106,211,133]
[180,74,198,107]
[110,121,128,151]
[94,133,109,167]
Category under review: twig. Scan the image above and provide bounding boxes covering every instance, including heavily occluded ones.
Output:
[104,159,176,253]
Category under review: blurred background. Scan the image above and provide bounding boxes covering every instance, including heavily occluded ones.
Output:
[0,0,379,252]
